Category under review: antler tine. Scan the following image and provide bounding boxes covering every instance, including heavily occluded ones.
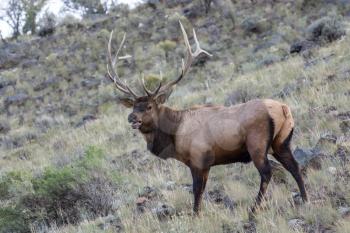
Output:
[141,74,163,96]
[192,28,212,57]
[155,21,211,96]
[106,31,139,99]
[141,75,152,96]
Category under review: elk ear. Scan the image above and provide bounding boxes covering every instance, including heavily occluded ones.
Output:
[118,97,134,108]
[154,89,173,104]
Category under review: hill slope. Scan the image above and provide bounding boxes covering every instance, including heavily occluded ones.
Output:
[0,1,349,232]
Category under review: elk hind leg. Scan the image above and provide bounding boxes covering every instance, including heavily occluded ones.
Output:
[272,129,308,202]
[247,137,272,215]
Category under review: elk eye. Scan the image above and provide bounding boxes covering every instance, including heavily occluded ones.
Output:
[147,105,152,111]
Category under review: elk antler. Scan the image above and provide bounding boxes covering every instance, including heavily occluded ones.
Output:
[106,31,139,99]
[153,21,212,97]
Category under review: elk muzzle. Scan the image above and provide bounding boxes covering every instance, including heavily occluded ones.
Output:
[128,113,142,129]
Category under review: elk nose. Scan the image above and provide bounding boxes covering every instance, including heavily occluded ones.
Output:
[128,113,137,123]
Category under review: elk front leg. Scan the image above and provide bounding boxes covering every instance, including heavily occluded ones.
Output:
[190,167,209,214]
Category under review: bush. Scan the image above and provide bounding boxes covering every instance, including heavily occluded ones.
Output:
[0,171,33,201]
[157,40,177,60]
[306,16,346,43]
[144,74,166,91]
[20,146,116,227]
[37,11,57,37]
[0,207,29,233]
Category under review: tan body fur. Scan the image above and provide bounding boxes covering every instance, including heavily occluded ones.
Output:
[173,99,293,168]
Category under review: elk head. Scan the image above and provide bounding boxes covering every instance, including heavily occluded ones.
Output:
[106,21,211,134]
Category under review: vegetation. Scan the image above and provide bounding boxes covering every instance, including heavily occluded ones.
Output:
[0,0,349,232]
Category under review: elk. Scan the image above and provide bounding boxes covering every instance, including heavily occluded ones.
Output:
[105,22,308,216]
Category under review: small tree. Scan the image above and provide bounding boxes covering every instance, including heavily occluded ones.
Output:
[22,0,48,35]
[0,0,24,38]
[63,0,108,16]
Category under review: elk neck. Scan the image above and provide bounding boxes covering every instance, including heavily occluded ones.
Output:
[143,105,183,159]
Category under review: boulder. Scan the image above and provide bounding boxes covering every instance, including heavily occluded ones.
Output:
[153,204,175,221]
[206,186,236,211]
[338,206,350,218]
[288,218,306,231]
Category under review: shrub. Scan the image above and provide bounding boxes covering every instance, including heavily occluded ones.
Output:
[157,40,177,60]
[0,120,10,134]
[21,146,116,227]
[37,11,57,37]
[0,171,33,201]
[143,74,165,91]
[306,16,346,44]
[0,207,29,233]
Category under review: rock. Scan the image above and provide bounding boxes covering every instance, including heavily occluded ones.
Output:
[4,93,29,107]
[337,111,350,121]
[206,186,236,211]
[293,147,314,167]
[292,192,303,206]
[338,206,350,218]
[293,147,323,172]
[337,111,350,134]
[0,121,10,134]
[306,16,345,44]
[242,221,256,233]
[328,166,337,175]
[97,215,123,232]
[288,218,306,230]
[313,134,337,155]
[153,204,175,221]
[181,183,192,193]
[269,159,287,184]
[165,181,176,191]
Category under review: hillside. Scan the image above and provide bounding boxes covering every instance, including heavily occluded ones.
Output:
[0,1,349,232]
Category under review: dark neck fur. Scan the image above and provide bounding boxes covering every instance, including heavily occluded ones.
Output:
[144,106,183,159]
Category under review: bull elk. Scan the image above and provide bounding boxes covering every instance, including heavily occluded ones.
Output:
[105,22,308,216]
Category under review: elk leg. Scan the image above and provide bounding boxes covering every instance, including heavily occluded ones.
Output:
[190,167,209,214]
[250,156,272,214]
[272,129,308,202]
[272,148,308,202]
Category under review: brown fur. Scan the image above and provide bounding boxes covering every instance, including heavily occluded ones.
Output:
[123,98,308,215]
